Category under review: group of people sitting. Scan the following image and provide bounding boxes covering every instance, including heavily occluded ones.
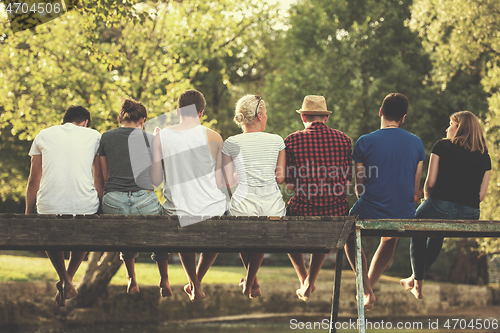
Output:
[25,89,491,310]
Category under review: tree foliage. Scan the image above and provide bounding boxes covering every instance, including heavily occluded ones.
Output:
[0,0,277,201]
[410,0,500,256]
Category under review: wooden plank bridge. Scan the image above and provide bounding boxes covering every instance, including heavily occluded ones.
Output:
[0,213,499,333]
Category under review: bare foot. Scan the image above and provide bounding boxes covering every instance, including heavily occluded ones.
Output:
[249,280,262,299]
[357,290,376,311]
[364,290,376,311]
[127,277,140,295]
[159,280,172,297]
[184,283,205,301]
[62,280,78,300]
[238,277,245,289]
[55,281,66,307]
[410,280,424,299]
[400,276,414,291]
[296,284,316,302]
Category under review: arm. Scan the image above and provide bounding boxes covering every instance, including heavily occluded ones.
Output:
[414,160,424,202]
[213,140,224,189]
[275,149,286,184]
[99,155,108,182]
[354,162,365,198]
[151,134,164,187]
[479,170,491,202]
[25,154,42,214]
[423,153,439,199]
[222,153,238,188]
[93,155,104,203]
[207,129,225,188]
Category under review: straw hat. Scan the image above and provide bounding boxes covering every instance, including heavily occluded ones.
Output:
[296,95,332,115]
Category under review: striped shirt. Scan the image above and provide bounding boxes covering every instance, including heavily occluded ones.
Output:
[222,132,285,187]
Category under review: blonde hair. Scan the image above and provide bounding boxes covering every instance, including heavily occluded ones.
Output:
[450,111,488,154]
[234,95,265,127]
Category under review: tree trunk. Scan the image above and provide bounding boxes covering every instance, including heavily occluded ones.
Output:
[68,252,122,309]
[447,239,489,285]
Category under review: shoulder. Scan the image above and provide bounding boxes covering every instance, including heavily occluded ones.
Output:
[328,127,351,141]
[205,126,223,142]
[285,129,304,143]
[432,139,451,150]
[401,129,423,142]
[262,132,284,142]
[82,127,101,138]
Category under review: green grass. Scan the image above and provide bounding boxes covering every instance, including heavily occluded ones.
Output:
[0,254,335,285]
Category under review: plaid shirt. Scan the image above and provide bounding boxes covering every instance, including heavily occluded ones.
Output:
[285,122,352,216]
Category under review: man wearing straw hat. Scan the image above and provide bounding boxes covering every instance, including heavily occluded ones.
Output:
[344,92,425,310]
[284,95,352,302]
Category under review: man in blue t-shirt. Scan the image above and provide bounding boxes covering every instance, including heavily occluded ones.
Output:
[345,93,425,310]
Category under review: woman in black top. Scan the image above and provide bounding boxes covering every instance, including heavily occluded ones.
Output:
[400,111,491,299]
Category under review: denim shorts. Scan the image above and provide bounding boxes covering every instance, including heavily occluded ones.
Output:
[415,197,480,220]
[102,190,169,262]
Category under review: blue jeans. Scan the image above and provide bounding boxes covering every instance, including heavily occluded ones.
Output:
[102,190,169,262]
[410,198,480,280]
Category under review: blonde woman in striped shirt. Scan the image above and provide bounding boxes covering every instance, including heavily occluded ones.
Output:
[222,95,286,298]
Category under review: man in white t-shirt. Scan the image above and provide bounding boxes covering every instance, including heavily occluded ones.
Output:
[25,105,103,307]
[152,89,227,301]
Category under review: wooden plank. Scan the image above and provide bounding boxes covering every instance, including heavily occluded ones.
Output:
[357,219,500,237]
[0,214,355,252]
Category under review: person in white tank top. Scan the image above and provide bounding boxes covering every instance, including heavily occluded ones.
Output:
[152,89,228,301]
[222,95,286,299]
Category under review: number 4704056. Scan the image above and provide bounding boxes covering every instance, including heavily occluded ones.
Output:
[4,2,62,15]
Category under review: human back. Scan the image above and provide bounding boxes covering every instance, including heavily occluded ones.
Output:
[429,111,490,208]
[30,115,100,214]
[160,124,226,216]
[223,131,284,187]
[352,127,424,219]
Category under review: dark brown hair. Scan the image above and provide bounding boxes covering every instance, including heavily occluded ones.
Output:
[63,105,91,127]
[177,89,206,115]
[380,93,409,122]
[119,99,147,123]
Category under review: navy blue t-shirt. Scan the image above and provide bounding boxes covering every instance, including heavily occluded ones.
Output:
[351,128,425,219]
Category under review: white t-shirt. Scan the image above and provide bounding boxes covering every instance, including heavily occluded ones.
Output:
[159,125,227,218]
[222,132,285,187]
[29,123,101,214]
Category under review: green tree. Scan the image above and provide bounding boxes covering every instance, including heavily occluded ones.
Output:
[262,0,493,281]
[0,0,277,201]
[410,0,500,261]
[0,0,281,311]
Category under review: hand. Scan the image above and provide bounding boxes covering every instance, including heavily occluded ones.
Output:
[414,188,423,202]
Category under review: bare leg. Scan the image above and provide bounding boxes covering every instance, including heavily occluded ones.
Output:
[368,237,398,287]
[123,258,139,295]
[46,250,84,306]
[179,252,204,301]
[411,279,424,299]
[196,252,218,283]
[239,253,261,298]
[344,234,376,310]
[295,253,326,302]
[156,260,172,297]
[242,253,265,297]
[288,253,308,285]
